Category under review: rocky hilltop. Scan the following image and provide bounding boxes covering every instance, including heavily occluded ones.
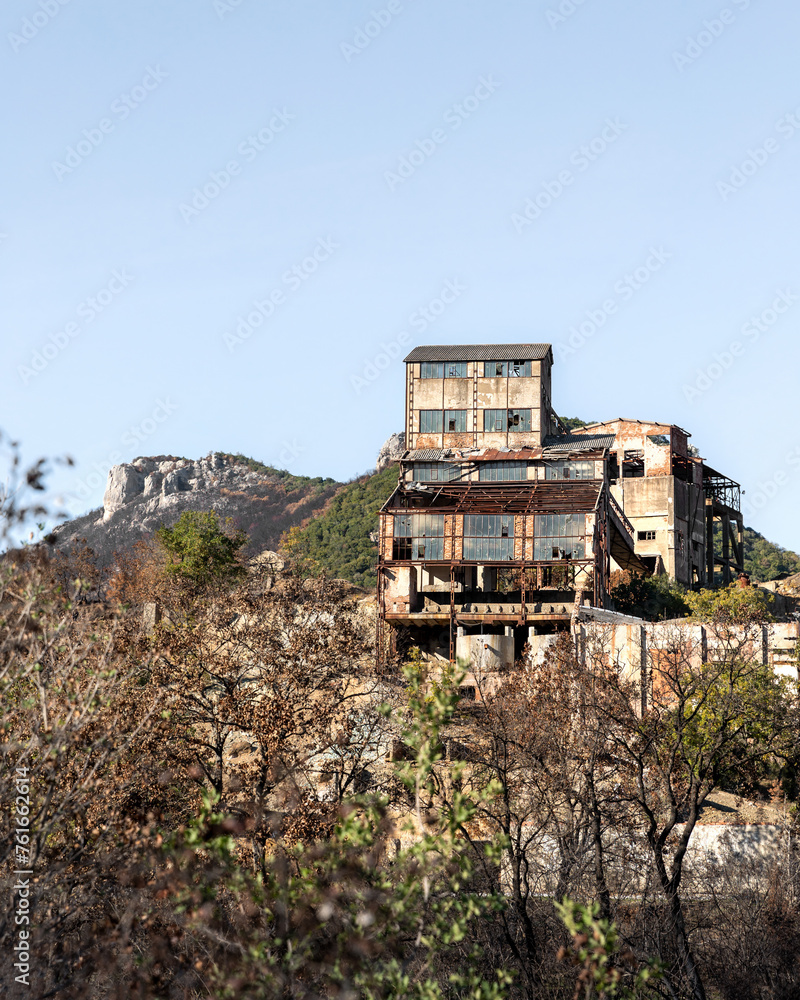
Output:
[54,453,342,566]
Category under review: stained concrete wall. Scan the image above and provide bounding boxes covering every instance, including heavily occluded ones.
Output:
[456,633,515,672]
[566,618,800,704]
[405,359,550,450]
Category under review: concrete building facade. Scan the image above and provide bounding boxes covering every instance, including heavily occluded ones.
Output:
[376,343,744,668]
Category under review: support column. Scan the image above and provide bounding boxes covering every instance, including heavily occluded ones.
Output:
[722,514,731,585]
[705,499,715,586]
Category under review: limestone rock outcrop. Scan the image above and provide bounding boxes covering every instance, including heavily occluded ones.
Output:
[57,452,342,567]
[376,432,405,472]
[101,454,235,523]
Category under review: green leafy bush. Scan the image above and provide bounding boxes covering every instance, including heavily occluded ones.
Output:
[156,510,247,586]
[685,581,775,625]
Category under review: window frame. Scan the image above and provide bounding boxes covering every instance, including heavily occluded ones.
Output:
[420,361,468,378]
[393,512,445,561]
[483,409,506,432]
[533,513,586,562]
[507,409,532,432]
[419,410,443,434]
[478,461,527,482]
[411,462,460,483]
[544,459,596,481]
[463,514,516,561]
[483,360,532,377]
[444,409,467,433]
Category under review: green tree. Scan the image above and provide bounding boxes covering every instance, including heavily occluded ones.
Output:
[685,581,775,625]
[610,572,690,621]
[558,416,594,432]
[156,510,247,587]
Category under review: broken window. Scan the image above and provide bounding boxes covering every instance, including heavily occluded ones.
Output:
[647,434,669,446]
[412,462,460,482]
[393,513,445,560]
[483,360,532,377]
[463,514,515,560]
[478,461,527,482]
[419,410,443,433]
[444,409,467,433]
[534,513,585,561]
[637,530,657,541]
[422,361,467,378]
[507,409,532,432]
[622,449,645,479]
[544,460,595,480]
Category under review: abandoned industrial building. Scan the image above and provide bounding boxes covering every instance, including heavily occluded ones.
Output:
[376,343,746,668]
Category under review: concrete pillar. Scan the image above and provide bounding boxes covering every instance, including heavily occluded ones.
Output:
[455,634,514,671]
[477,565,497,591]
[143,601,161,633]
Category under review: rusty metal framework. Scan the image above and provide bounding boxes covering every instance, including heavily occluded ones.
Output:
[375,474,641,665]
[383,480,603,515]
[702,465,741,513]
[701,464,744,585]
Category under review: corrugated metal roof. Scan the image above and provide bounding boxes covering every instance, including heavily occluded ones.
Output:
[404,343,552,363]
[542,434,615,452]
[405,449,448,461]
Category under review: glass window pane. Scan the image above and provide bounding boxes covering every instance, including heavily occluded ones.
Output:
[413,462,460,482]
[483,409,505,432]
[445,361,467,378]
[484,361,506,377]
[444,410,467,432]
[545,460,595,480]
[421,362,443,379]
[507,409,532,432]
[394,513,445,559]
[534,513,586,561]
[478,461,526,481]
[464,514,515,560]
[419,410,443,433]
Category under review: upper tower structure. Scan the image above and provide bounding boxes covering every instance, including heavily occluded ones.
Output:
[403,344,557,451]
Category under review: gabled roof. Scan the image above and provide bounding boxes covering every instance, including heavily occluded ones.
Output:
[574,419,691,437]
[404,344,552,363]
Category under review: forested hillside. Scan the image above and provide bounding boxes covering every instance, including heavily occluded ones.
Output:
[281,464,398,589]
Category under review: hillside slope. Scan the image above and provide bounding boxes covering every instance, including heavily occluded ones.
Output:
[54,453,342,567]
[51,447,800,592]
[282,465,398,589]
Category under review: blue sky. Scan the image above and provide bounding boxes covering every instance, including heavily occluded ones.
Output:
[3,0,800,552]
